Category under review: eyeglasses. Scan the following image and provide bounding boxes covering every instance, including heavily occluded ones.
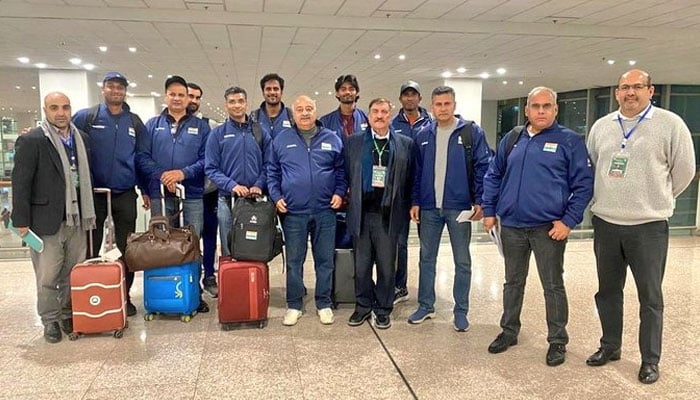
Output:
[618,84,648,91]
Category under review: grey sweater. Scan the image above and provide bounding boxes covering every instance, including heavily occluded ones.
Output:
[587,106,696,225]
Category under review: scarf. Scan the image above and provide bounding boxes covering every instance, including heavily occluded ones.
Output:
[41,120,96,231]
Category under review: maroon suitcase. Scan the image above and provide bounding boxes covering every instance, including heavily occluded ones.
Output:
[218,256,269,329]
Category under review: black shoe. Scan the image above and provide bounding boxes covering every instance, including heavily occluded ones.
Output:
[347,311,371,326]
[586,347,621,366]
[374,314,391,329]
[59,318,73,335]
[488,333,518,354]
[546,343,567,366]
[43,322,62,343]
[126,301,137,317]
[638,363,659,384]
[197,299,210,313]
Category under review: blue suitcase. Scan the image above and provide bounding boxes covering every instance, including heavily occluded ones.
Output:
[143,261,201,322]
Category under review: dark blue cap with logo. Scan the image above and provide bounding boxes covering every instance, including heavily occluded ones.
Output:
[103,71,128,86]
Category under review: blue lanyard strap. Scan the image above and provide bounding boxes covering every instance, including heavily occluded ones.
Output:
[617,104,652,149]
[59,133,77,167]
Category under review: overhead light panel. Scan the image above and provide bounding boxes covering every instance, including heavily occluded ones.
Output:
[99,46,108,52]
[129,82,137,88]
[628,60,637,66]
[479,72,490,79]
[456,67,467,74]
[374,54,381,60]
[69,58,82,65]
[441,71,452,78]
[148,74,153,78]
[398,54,406,60]
[518,81,524,85]
[496,68,506,75]
[17,57,30,64]
[83,63,95,70]
[128,47,137,53]
[35,63,47,68]
[607,59,615,65]
[502,81,508,85]
[15,86,21,90]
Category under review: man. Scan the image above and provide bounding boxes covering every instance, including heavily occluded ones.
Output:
[187,82,219,297]
[390,80,433,305]
[586,69,695,384]
[344,98,414,329]
[268,95,346,326]
[72,71,148,316]
[250,73,293,139]
[206,86,269,257]
[137,75,211,313]
[12,92,95,343]
[320,74,368,140]
[482,86,594,367]
[408,86,491,331]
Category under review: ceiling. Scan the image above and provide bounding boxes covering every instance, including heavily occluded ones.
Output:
[2,0,700,121]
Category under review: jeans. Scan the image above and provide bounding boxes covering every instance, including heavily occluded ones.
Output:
[592,216,668,364]
[202,191,218,278]
[30,222,87,324]
[499,225,569,344]
[151,197,203,237]
[417,208,473,315]
[217,196,233,256]
[353,212,396,316]
[282,210,336,310]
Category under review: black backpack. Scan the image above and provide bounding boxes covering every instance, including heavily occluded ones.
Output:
[84,104,146,134]
[229,197,283,263]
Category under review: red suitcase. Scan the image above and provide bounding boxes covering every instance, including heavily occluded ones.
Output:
[218,256,269,329]
[69,188,127,339]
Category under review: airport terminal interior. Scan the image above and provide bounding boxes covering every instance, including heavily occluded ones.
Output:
[1,0,700,399]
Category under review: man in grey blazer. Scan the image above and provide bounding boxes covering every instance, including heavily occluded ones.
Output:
[343,98,414,329]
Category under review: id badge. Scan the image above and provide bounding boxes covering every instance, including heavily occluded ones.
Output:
[70,168,80,188]
[607,152,629,178]
[372,165,386,188]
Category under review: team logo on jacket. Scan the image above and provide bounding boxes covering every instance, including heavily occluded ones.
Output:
[286,144,297,149]
[128,127,136,137]
[543,142,558,153]
[282,120,292,128]
[224,134,235,138]
[249,216,258,224]
[187,127,199,135]
[360,123,368,130]
[321,142,332,151]
[91,125,105,129]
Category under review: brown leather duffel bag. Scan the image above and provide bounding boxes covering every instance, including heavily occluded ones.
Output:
[125,216,200,271]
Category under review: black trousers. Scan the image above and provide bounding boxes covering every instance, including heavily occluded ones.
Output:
[592,216,668,364]
[353,212,396,316]
[92,189,138,301]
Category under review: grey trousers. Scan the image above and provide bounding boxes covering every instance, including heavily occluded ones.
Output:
[30,222,87,324]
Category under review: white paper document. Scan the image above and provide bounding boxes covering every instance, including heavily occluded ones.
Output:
[455,208,476,223]
[489,225,504,258]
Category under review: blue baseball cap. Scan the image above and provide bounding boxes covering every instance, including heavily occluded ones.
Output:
[103,71,128,86]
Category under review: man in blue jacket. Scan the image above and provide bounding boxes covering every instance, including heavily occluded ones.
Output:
[250,73,293,140]
[482,86,593,367]
[206,86,269,256]
[391,80,433,305]
[268,95,346,326]
[409,86,491,332]
[72,71,148,317]
[137,75,211,312]
[320,74,368,140]
[344,98,414,329]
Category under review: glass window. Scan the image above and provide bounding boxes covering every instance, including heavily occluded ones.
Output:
[497,99,521,144]
[557,98,587,136]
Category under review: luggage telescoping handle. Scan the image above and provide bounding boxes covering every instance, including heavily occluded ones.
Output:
[88,187,113,259]
[159,183,187,226]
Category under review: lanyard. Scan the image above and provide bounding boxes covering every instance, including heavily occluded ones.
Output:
[60,133,77,169]
[617,104,652,149]
[373,138,388,167]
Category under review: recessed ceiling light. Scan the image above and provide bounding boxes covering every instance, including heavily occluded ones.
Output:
[31,86,36,90]
[129,47,137,53]
[83,63,95,70]
[456,67,467,74]
[398,54,406,61]
[628,60,637,66]
[314,91,319,95]
[97,82,103,87]
[502,81,508,85]
[129,82,137,88]
[15,86,21,90]
[518,81,524,85]
[328,91,332,95]
[167,75,173,78]
[497,68,506,75]
[441,71,452,78]
[35,63,47,68]
[374,54,381,60]
[607,59,615,65]
[17,57,29,64]
[99,46,108,52]
[150,92,160,97]
[126,93,134,97]
[9,107,13,111]
[148,74,153,79]
[479,72,490,79]
[69,58,82,65]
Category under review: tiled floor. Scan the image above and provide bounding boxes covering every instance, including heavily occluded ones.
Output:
[1,235,698,399]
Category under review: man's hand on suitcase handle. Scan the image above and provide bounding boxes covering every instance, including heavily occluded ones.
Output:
[161,170,185,193]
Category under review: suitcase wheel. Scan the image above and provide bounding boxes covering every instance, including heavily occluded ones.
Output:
[68,332,79,341]
[258,320,267,329]
[180,314,192,323]
[113,329,124,339]
[144,313,155,322]
[220,323,232,331]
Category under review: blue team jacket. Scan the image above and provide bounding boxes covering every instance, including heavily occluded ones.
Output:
[319,108,369,140]
[267,122,347,214]
[412,117,491,210]
[482,123,593,229]
[391,107,432,139]
[251,102,294,139]
[205,117,270,196]
[72,103,147,192]
[137,109,210,199]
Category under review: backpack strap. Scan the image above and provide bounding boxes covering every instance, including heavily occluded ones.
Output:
[458,121,475,202]
[85,104,101,128]
[251,121,263,150]
[505,125,524,159]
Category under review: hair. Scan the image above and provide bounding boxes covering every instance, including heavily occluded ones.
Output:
[431,86,455,100]
[335,74,360,92]
[526,86,558,105]
[164,75,187,91]
[259,73,285,91]
[368,97,393,110]
[187,82,203,95]
[618,69,652,87]
[224,86,248,100]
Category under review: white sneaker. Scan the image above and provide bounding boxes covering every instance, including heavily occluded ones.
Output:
[317,308,335,325]
[282,309,302,326]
